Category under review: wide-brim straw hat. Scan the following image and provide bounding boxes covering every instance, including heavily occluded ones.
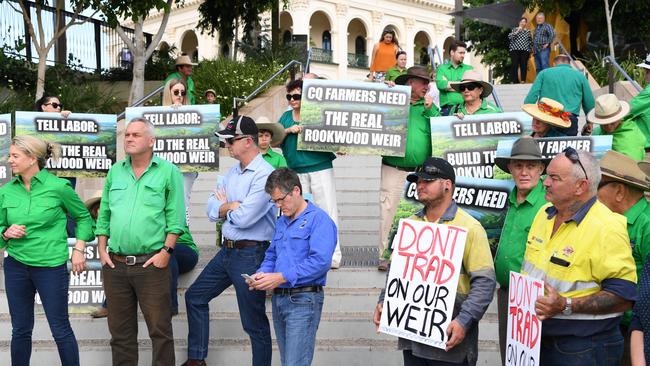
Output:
[395,66,431,85]
[255,116,286,145]
[587,93,630,125]
[204,88,216,97]
[637,53,650,70]
[450,70,493,99]
[521,97,572,128]
[84,190,103,210]
[175,55,197,66]
[600,150,649,190]
[494,136,549,173]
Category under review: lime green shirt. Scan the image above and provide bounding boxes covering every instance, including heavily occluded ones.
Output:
[165,71,196,105]
[0,169,94,267]
[95,155,185,255]
[494,181,547,287]
[627,85,650,149]
[593,119,647,161]
[262,148,288,169]
[385,66,407,82]
[436,62,473,107]
[279,110,335,173]
[622,198,650,325]
[382,98,441,168]
[453,99,503,115]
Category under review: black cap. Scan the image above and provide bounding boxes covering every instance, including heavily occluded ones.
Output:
[406,157,455,183]
[215,115,258,139]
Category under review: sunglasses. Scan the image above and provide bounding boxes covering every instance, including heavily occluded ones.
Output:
[225,135,250,145]
[173,90,187,97]
[416,164,445,177]
[286,93,302,101]
[458,83,480,92]
[44,102,63,109]
[563,147,587,179]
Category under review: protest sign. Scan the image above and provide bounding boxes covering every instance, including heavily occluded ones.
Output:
[0,114,11,184]
[431,112,532,179]
[15,112,116,177]
[506,271,543,366]
[126,104,221,172]
[297,79,411,156]
[380,219,467,348]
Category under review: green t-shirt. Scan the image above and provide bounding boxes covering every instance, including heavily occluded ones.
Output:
[593,119,646,161]
[262,148,288,169]
[164,71,196,105]
[626,85,650,149]
[278,110,335,173]
[436,62,473,107]
[385,66,407,82]
[622,198,650,325]
[453,99,503,115]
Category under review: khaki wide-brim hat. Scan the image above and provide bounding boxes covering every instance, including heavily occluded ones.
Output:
[394,66,431,85]
[255,116,286,145]
[638,160,650,182]
[494,136,549,173]
[204,88,216,97]
[84,190,103,210]
[450,70,493,99]
[175,55,197,66]
[600,150,649,190]
[521,97,571,128]
[587,93,630,125]
[637,53,650,70]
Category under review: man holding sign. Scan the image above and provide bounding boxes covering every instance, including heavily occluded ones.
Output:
[374,157,496,365]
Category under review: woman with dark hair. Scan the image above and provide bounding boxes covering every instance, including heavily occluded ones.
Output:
[385,51,408,82]
[369,29,399,82]
[508,17,533,83]
[35,95,71,118]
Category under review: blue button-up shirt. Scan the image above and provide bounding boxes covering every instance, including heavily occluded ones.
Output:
[206,154,276,241]
[258,201,337,288]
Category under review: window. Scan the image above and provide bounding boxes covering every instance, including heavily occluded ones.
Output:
[355,36,365,55]
[322,31,331,50]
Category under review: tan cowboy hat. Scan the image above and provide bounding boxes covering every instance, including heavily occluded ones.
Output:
[204,89,216,97]
[450,70,493,98]
[84,190,103,210]
[394,66,431,85]
[255,116,286,145]
[587,94,630,125]
[600,150,649,190]
[494,136,549,173]
[175,54,197,66]
[638,160,650,182]
[522,97,571,129]
[637,53,650,70]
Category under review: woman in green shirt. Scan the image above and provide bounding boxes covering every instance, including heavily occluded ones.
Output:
[0,135,94,366]
[385,51,407,83]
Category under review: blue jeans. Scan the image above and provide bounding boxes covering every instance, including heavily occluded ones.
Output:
[534,47,551,72]
[540,328,624,366]
[272,291,324,366]
[185,245,271,364]
[169,245,199,313]
[4,255,79,366]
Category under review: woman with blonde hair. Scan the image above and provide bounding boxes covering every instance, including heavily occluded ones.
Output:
[162,78,190,107]
[0,135,94,366]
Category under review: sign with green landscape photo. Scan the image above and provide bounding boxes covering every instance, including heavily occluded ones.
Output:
[0,114,11,185]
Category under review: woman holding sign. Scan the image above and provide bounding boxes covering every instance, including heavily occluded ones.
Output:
[0,135,94,366]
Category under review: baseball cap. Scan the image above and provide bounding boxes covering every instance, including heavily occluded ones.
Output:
[407,157,456,183]
[215,115,259,139]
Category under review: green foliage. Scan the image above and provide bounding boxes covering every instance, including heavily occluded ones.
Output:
[101,45,179,81]
[99,0,172,27]
[579,51,646,87]
[197,0,279,47]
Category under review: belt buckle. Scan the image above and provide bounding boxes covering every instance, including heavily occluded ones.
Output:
[224,239,234,249]
[125,255,137,266]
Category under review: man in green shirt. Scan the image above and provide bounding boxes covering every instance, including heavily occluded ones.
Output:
[493,137,548,363]
[590,94,646,161]
[96,117,185,365]
[436,40,473,116]
[449,70,502,117]
[165,54,197,104]
[597,150,650,363]
[524,54,595,136]
[626,53,650,151]
[256,116,288,169]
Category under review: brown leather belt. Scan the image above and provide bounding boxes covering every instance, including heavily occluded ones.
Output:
[222,239,268,249]
[273,285,323,296]
[110,252,157,266]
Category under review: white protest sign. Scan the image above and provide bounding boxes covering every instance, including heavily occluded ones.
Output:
[379,219,467,349]
[506,271,543,366]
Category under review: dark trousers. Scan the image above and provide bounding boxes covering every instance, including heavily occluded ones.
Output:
[552,113,579,137]
[497,287,508,365]
[403,350,469,366]
[4,255,80,366]
[103,260,175,366]
[510,50,529,83]
[540,327,624,366]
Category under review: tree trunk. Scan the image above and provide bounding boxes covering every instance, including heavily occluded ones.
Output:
[128,20,147,105]
[35,50,47,100]
[605,0,615,59]
[271,0,279,50]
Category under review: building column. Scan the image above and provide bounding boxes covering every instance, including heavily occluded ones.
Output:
[404,18,416,67]
[335,3,349,78]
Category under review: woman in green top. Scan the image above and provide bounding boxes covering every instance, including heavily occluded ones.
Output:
[0,135,94,366]
[385,51,407,82]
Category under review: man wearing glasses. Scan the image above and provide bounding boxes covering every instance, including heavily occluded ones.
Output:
[522,147,637,365]
[182,116,275,366]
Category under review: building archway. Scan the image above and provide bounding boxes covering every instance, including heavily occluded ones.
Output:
[280,11,293,45]
[309,10,333,63]
[347,18,368,68]
[180,30,199,62]
[414,31,431,66]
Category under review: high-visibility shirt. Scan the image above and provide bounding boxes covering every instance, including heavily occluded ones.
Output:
[522,197,637,337]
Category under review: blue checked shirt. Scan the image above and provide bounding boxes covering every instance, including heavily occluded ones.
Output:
[533,22,555,51]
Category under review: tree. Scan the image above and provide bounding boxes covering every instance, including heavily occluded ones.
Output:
[2,0,99,100]
[603,0,620,58]
[100,0,174,105]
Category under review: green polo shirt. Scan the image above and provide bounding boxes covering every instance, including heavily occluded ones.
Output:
[382,98,441,169]
[164,71,196,105]
[593,119,647,161]
[95,155,185,255]
[622,198,650,325]
[453,99,502,115]
[385,66,407,82]
[523,64,595,115]
[436,62,473,107]
[0,169,94,267]
[262,148,288,169]
[626,85,650,149]
[494,180,547,287]
[278,110,335,174]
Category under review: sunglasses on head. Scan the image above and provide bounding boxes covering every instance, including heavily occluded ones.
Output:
[225,135,250,145]
[416,164,444,176]
[286,93,302,101]
[173,90,187,97]
[458,83,480,92]
[563,147,588,179]
[44,102,62,109]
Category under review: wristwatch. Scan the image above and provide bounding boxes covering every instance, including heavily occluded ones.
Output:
[562,297,573,316]
[161,246,174,254]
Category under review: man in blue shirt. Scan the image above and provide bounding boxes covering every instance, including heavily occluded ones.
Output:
[182,116,276,366]
[248,168,337,366]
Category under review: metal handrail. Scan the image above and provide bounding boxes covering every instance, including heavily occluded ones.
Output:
[232,59,303,117]
[116,83,166,120]
[305,48,312,73]
[434,45,444,66]
[491,88,503,111]
[604,55,643,93]
[427,47,436,71]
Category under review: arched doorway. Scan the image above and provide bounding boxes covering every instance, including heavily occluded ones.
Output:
[181,30,199,62]
[347,18,368,68]
[309,11,333,63]
[414,31,431,66]
[280,11,293,45]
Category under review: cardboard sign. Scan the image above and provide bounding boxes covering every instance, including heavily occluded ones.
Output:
[379,219,467,349]
[125,105,221,172]
[506,271,543,366]
[0,114,11,185]
[297,79,411,156]
[15,111,117,177]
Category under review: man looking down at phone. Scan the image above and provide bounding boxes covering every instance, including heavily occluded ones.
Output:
[247,168,337,366]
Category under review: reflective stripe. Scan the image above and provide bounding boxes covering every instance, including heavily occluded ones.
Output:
[554,312,623,321]
[522,260,599,294]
